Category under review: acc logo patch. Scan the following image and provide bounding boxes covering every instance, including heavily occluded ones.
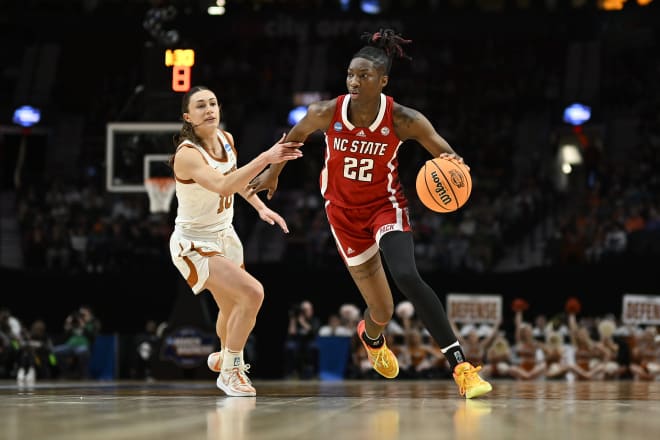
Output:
[380,127,390,136]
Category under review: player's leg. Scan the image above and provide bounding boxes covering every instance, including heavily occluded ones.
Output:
[204,256,262,396]
[207,227,245,373]
[347,253,394,340]
[380,230,492,398]
[346,254,400,379]
[326,203,399,379]
[216,309,227,349]
[207,307,230,373]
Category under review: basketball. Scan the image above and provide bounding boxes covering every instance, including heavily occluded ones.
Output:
[415,157,472,213]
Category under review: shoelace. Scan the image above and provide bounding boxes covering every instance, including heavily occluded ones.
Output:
[240,364,252,385]
[224,365,252,388]
[371,347,390,369]
[456,364,483,396]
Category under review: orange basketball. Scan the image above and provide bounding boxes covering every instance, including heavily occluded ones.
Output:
[415,157,472,213]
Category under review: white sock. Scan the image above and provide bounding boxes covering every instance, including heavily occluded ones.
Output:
[440,340,461,353]
[222,349,242,371]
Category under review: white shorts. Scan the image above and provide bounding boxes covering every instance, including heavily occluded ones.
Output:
[169,225,244,294]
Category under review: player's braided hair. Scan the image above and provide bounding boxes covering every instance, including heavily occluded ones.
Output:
[353,28,412,75]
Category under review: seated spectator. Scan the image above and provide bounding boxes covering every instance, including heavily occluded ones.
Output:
[0,308,22,379]
[509,308,547,380]
[450,318,501,368]
[481,334,515,379]
[283,300,320,379]
[595,318,627,380]
[542,331,572,380]
[629,327,660,381]
[404,327,444,379]
[131,319,160,381]
[567,310,608,380]
[318,314,352,337]
[53,306,100,379]
[24,319,57,381]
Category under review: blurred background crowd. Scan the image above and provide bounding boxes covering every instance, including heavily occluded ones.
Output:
[1,0,659,383]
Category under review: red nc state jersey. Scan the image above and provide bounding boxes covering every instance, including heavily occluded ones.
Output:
[321,93,407,209]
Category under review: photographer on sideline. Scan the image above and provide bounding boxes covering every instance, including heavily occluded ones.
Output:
[283,300,321,379]
[52,305,100,379]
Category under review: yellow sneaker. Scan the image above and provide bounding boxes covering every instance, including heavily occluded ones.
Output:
[453,362,492,399]
[357,320,399,379]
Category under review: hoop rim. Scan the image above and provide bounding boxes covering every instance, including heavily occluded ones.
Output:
[144,177,176,213]
[144,176,176,188]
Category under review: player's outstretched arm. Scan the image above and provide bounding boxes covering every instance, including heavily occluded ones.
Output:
[180,133,303,197]
[246,99,336,199]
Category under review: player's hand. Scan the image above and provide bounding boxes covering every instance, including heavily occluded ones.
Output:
[439,152,470,171]
[257,206,289,233]
[246,168,279,200]
[264,133,303,164]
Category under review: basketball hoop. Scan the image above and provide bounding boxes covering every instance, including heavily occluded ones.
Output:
[145,177,176,213]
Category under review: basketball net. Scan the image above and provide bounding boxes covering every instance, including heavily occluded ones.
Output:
[145,177,176,213]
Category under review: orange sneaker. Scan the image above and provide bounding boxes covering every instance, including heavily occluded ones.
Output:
[453,362,492,399]
[356,320,399,379]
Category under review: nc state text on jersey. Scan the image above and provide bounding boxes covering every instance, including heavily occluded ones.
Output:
[333,138,389,156]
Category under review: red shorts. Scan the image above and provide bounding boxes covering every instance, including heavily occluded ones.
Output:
[325,200,411,267]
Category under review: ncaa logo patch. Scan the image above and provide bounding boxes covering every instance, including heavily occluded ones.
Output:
[334,122,343,132]
[380,127,390,136]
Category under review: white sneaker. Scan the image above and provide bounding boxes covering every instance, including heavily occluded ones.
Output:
[207,351,223,373]
[216,365,256,397]
[26,367,36,387]
[16,368,26,387]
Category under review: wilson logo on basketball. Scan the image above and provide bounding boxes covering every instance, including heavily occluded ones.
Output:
[431,170,452,205]
[449,170,465,188]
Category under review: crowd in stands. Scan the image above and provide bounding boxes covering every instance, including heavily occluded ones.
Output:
[1,303,174,385]
[0,305,101,386]
[285,298,660,382]
[4,295,659,384]
[17,179,172,274]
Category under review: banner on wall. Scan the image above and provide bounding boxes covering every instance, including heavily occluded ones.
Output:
[446,293,502,324]
[621,294,660,325]
[160,326,217,368]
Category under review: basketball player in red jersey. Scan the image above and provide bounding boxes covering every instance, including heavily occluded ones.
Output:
[247,29,491,398]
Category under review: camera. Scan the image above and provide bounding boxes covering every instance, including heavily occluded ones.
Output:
[289,303,302,318]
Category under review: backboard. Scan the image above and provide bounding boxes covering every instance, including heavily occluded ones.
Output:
[105,122,180,193]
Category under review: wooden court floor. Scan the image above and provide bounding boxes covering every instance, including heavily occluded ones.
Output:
[1,379,659,440]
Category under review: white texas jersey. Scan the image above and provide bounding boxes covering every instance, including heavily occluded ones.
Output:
[173,130,238,233]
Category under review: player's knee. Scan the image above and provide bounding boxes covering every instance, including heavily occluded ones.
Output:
[388,265,422,294]
[244,281,264,309]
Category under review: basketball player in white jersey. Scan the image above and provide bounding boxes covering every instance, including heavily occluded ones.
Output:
[169,86,302,396]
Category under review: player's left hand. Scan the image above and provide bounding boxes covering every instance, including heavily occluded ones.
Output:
[258,207,289,233]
